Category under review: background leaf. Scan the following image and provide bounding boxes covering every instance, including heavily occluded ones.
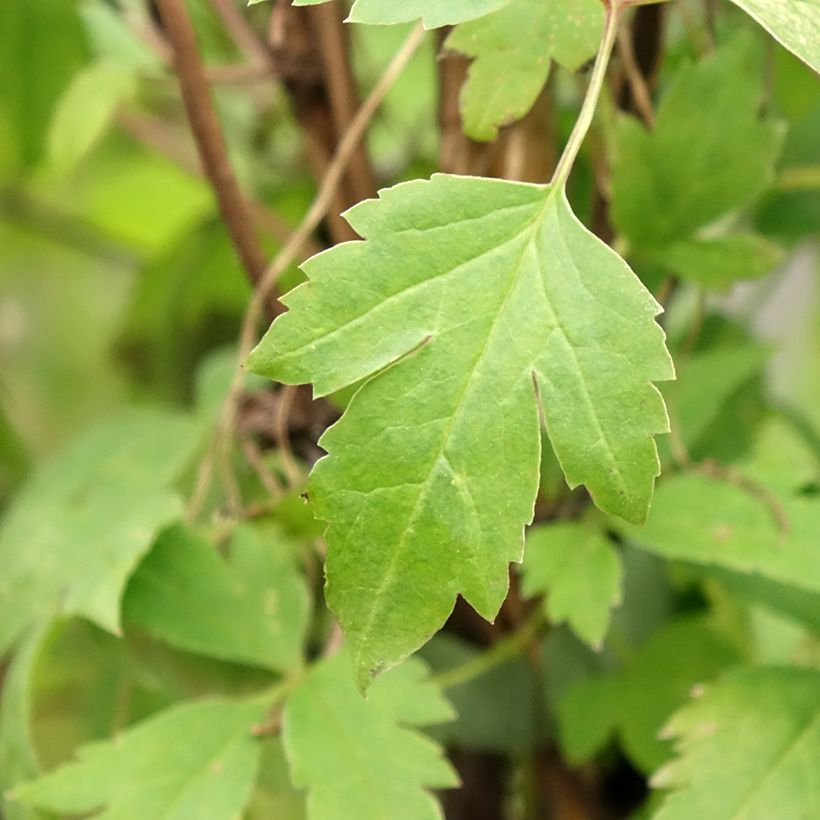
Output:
[283,651,457,819]
[522,521,622,648]
[446,0,602,140]
[0,409,199,654]
[653,666,820,819]
[123,522,310,674]
[13,697,266,820]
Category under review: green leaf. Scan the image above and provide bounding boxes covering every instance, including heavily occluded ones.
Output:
[124,523,309,673]
[283,651,457,819]
[0,622,50,820]
[247,174,673,686]
[46,60,138,174]
[729,0,820,73]
[623,474,820,595]
[13,697,265,820]
[663,342,768,457]
[652,666,820,819]
[522,522,622,648]
[611,38,782,256]
[446,0,602,140]
[558,618,742,772]
[0,409,199,655]
[0,0,90,171]
[292,0,515,27]
[648,234,783,290]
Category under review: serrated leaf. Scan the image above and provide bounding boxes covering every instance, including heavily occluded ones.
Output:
[522,522,622,648]
[729,0,820,73]
[652,666,820,819]
[558,618,742,771]
[13,698,265,820]
[446,0,602,140]
[611,38,783,265]
[247,173,673,686]
[283,651,457,820]
[623,474,820,594]
[0,409,199,655]
[291,0,515,27]
[123,522,309,673]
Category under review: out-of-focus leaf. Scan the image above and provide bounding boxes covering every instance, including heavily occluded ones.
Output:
[653,666,820,819]
[558,618,742,772]
[623,474,820,594]
[13,698,266,820]
[283,651,456,819]
[47,60,137,174]
[446,0,602,140]
[0,409,199,655]
[0,0,90,171]
[117,220,251,401]
[612,37,783,286]
[420,632,537,752]
[522,522,622,648]
[0,622,50,820]
[124,523,309,673]
[650,234,783,290]
[663,343,769,457]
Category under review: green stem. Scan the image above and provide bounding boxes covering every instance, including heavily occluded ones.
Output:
[551,1,622,189]
[430,611,545,691]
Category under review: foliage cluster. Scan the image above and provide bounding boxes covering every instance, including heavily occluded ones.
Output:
[1,0,819,817]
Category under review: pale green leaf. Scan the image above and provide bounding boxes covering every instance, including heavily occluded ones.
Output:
[292,0,515,27]
[649,233,784,290]
[13,698,265,820]
[0,623,51,820]
[446,0,602,140]
[522,522,622,648]
[123,523,309,673]
[247,174,672,686]
[612,38,783,253]
[663,343,768,455]
[730,0,820,72]
[47,60,138,174]
[652,666,820,819]
[558,618,742,771]
[623,474,820,594]
[283,651,457,820]
[0,410,199,654]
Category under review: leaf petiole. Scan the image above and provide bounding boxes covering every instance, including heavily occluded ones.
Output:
[551,0,622,189]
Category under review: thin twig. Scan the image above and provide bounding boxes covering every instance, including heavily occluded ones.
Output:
[617,19,655,128]
[154,0,274,293]
[273,385,302,488]
[430,611,545,691]
[187,22,427,519]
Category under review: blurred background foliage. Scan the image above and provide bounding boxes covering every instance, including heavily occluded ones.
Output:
[0,1,819,818]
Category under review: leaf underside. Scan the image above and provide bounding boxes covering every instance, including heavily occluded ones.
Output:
[292,0,515,28]
[248,174,673,686]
